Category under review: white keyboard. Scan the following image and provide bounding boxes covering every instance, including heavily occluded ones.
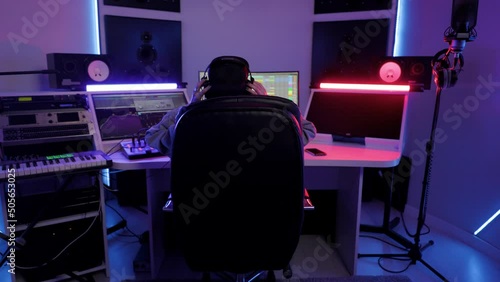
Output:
[0,151,112,180]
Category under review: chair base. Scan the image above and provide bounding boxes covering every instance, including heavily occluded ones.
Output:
[202,271,266,282]
[164,190,314,212]
[202,265,292,282]
[304,188,315,210]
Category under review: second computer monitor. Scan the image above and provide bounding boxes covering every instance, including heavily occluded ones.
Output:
[198,71,299,105]
[305,88,408,150]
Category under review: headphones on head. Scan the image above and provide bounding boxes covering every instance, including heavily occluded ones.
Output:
[201,56,254,99]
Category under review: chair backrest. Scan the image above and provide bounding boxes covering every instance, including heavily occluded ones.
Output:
[170,95,305,274]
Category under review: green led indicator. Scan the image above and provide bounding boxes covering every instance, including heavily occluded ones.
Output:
[46,153,74,160]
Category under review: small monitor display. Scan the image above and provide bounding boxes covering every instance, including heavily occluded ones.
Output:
[91,90,187,141]
[198,71,299,105]
[305,90,406,141]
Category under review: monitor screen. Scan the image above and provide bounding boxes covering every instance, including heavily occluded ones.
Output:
[305,90,406,141]
[198,71,299,105]
[90,90,187,141]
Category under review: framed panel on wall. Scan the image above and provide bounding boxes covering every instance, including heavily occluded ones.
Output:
[314,0,392,14]
[310,19,390,87]
[103,15,182,85]
[103,0,180,12]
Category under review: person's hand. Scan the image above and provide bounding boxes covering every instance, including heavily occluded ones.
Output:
[246,80,267,95]
[191,79,211,103]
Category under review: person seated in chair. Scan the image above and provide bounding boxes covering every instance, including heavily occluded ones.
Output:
[145,56,317,154]
[145,56,317,211]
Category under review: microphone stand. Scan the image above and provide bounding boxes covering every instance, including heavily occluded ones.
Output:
[358,52,453,281]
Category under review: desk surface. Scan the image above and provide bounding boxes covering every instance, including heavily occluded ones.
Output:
[107,134,401,278]
[304,134,401,168]
[108,150,171,170]
[109,134,401,170]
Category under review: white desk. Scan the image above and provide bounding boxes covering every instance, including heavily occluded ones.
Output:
[109,134,402,278]
[303,134,401,275]
[108,151,171,278]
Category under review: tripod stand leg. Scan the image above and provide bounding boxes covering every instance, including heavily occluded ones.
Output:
[358,244,448,282]
[419,258,449,282]
[420,240,434,252]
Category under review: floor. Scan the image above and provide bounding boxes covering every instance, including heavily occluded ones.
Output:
[6,190,500,282]
[100,191,500,282]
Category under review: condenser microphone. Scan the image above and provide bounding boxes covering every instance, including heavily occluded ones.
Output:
[445,0,478,55]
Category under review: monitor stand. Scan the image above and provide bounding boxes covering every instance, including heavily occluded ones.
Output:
[332,134,365,145]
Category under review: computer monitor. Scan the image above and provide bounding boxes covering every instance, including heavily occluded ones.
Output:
[88,88,188,151]
[305,89,408,150]
[198,71,299,105]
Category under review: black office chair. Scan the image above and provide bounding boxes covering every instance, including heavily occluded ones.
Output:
[170,95,305,282]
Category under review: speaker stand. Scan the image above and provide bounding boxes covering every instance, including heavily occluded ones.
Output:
[360,166,413,250]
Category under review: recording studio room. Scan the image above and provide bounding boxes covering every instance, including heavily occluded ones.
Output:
[0,0,499,282]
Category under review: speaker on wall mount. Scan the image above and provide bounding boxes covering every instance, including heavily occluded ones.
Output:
[137,31,158,66]
[103,15,182,85]
[46,53,112,90]
[376,56,433,90]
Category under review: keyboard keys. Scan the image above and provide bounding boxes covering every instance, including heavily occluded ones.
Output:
[0,151,112,180]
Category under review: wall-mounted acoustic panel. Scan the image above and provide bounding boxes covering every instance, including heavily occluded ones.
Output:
[314,0,392,14]
[104,15,182,85]
[103,0,180,12]
[311,19,390,87]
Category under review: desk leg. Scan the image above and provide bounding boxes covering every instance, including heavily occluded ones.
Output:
[335,167,363,276]
[303,166,363,276]
[146,168,170,279]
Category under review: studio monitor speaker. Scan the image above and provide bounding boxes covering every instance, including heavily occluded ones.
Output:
[377,56,433,90]
[46,53,112,90]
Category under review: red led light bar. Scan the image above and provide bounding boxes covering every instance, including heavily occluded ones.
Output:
[319,83,410,92]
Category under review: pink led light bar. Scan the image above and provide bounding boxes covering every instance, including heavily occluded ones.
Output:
[319,83,410,92]
[86,83,178,92]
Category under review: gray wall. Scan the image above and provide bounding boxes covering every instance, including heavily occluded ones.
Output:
[0,0,99,91]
